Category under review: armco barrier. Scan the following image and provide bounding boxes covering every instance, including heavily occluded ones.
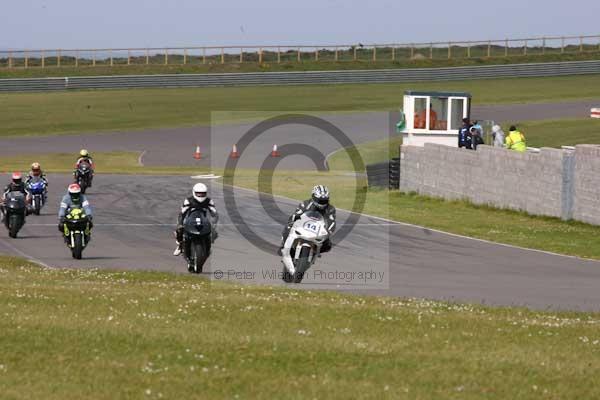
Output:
[1,60,599,92]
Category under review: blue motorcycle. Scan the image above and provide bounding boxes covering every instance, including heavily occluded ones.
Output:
[28,178,47,216]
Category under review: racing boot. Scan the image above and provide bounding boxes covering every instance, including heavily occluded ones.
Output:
[173,241,182,256]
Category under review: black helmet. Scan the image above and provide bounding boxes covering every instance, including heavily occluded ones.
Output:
[311,185,330,210]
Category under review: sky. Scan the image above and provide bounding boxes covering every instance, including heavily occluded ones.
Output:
[1,0,599,50]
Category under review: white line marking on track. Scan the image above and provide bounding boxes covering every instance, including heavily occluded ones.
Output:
[138,150,147,167]
[0,239,51,268]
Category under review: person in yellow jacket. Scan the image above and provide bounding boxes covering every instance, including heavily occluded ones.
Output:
[505,125,527,152]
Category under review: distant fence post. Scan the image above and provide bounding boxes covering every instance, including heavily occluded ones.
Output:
[221,48,225,64]
[467,44,470,58]
[315,48,319,61]
[430,43,433,59]
[334,46,338,61]
[447,42,451,59]
[184,48,188,65]
[145,49,149,65]
[410,44,414,59]
[8,52,12,68]
[391,46,395,61]
[24,51,28,68]
[487,41,491,57]
[353,46,357,60]
[580,36,584,52]
[127,49,131,65]
[524,40,527,55]
[110,49,113,66]
[240,48,243,63]
[202,47,206,64]
[75,50,79,67]
[505,39,508,56]
[542,37,546,55]
[277,46,281,63]
[164,49,168,65]
[92,50,95,67]
[561,37,565,53]
[372,46,376,61]
[297,47,301,62]
[57,49,61,67]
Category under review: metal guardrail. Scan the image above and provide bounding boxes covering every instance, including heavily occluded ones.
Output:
[0,60,599,92]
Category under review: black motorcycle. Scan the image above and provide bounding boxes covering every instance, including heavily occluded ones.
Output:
[75,162,93,194]
[3,192,27,238]
[182,209,212,273]
[63,208,91,259]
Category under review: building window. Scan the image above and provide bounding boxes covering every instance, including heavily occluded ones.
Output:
[413,97,427,129]
[450,98,465,130]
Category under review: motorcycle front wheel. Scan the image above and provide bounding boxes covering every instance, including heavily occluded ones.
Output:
[8,214,21,238]
[71,232,84,259]
[283,247,311,283]
[188,240,207,274]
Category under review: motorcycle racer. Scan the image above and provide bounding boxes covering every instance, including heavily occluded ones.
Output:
[58,183,93,235]
[173,182,218,256]
[279,185,336,255]
[74,149,94,187]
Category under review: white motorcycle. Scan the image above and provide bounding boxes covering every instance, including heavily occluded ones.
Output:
[281,211,330,283]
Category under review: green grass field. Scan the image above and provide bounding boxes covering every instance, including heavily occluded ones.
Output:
[1,51,599,78]
[2,74,600,137]
[1,255,599,400]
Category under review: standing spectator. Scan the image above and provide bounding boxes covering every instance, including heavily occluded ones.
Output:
[492,125,505,147]
[458,118,472,149]
[470,126,485,150]
[505,125,527,152]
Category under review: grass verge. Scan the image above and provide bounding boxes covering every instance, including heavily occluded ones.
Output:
[2,51,600,78]
[2,75,600,137]
[1,255,599,399]
[0,152,210,176]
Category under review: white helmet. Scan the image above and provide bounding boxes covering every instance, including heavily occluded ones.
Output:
[192,182,208,203]
[311,185,330,210]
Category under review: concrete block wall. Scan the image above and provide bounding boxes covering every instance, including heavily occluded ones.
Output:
[573,145,600,225]
[399,143,584,220]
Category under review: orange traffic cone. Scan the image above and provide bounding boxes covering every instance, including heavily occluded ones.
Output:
[193,145,202,160]
[270,144,280,157]
[230,144,240,159]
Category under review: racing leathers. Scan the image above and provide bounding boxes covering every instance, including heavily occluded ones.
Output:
[281,199,336,253]
[175,196,219,245]
[74,157,94,186]
[58,194,93,234]
[26,172,49,200]
[26,171,49,186]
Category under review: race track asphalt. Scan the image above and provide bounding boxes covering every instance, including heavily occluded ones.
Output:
[1,173,599,311]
